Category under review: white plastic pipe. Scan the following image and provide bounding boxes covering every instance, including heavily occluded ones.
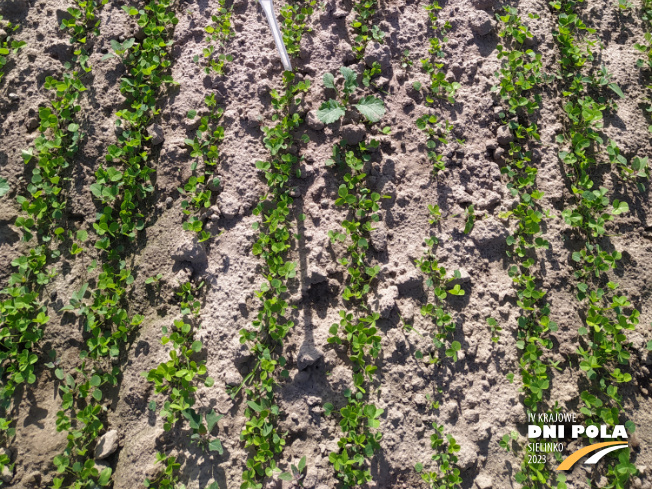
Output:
[258,0,293,72]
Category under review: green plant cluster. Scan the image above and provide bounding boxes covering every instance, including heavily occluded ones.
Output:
[0,3,106,483]
[318,67,389,488]
[94,1,178,244]
[419,1,458,104]
[234,71,310,489]
[48,2,179,487]
[280,0,315,57]
[182,94,225,241]
[493,9,562,488]
[143,452,220,489]
[635,0,652,136]
[0,16,26,83]
[50,355,118,489]
[415,424,462,489]
[60,0,108,72]
[550,0,647,185]
[199,0,234,75]
[145,281,224,454]
[416,115,453,174]
[551,1,638,486]
[413,205,465,364]
[350,0,384,58]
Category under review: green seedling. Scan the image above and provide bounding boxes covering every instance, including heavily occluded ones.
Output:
[401,49,413,70]
[486,317,502,342]
[415,424,462,489]
[201,0,235,75]
[416,114,453,173]
[463,205,475,234]
[0,17,26,83]
[281,0,315,57]
[279,456,307,486]
[145,273,163,285]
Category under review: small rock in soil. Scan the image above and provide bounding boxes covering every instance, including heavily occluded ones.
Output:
[377,286,399,318]
[496,125,513,145]
[0,465,12,484]
[306,110,325,131]
[475,474,493,489]
[94,429,119,460]
[23,471,41,487]
[147,124,164,146]
[370,224,387,252]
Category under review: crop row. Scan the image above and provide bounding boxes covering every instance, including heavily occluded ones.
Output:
[0,1,107,484]
[316,65,387,487]
[143,8,236,485]
[234,71,310,489]
[493,7,564,489]
[51,1,179,487]
[551,0,639,487]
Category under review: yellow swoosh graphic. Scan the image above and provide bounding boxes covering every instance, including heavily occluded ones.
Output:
[556,442,628,471]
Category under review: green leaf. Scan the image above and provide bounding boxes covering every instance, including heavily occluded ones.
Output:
[323,402,334,416]
[187,109,197,119]
[612,200,629,215]
[279,472,293,481]
[355,96,386,123]
[76,230,88,242]
[247,400,263,413]
[98,467,112,486]
[323,72,336,89]
[316,99,345,124]
[204,376,215,387]
[608,83,625,98]
[340,66,357,87]
[206,409,224,432]
[0,177,9,197]
[415,462,423,473]
[208,438,223,454]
